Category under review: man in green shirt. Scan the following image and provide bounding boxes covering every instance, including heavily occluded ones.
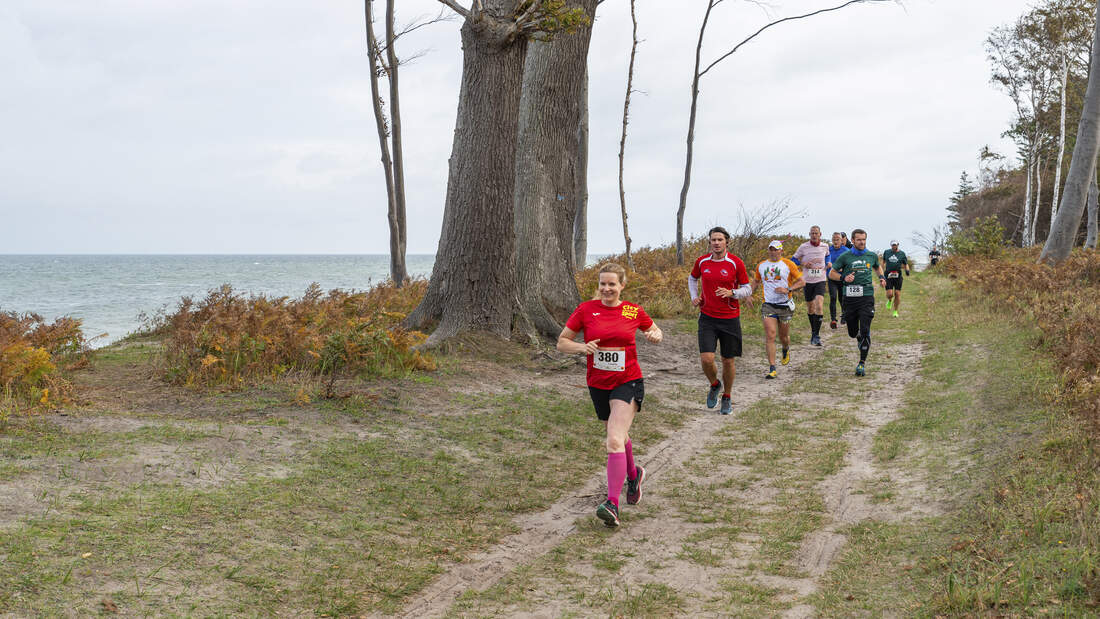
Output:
[828,229,886,376]
[881,240,910,318]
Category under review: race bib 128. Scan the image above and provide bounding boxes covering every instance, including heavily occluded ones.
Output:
[845,285,864,296]
[593,347,626,372]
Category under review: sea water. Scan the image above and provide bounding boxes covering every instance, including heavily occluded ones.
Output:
[0,254,436,346]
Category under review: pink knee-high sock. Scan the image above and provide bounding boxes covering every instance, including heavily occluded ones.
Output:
[625,440,637,481]
[606,452,627,507]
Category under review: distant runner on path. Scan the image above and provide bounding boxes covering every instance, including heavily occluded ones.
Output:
[826,232,850,330]
[753,240,805,379]
[558,263,663,528]
[882,240,910,318]
[791,225,829,346]
[688,227,752,415]
[928,245,941,266]
[829,229,886,376]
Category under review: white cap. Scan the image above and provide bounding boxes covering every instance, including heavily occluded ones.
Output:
[890,239,899,245]
[768,239,783,249]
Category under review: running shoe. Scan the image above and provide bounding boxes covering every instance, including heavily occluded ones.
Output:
[719,395,732,415]
[765,366,777,379]
[892,310,899,318]
[596,499,620,527]
[855,362,865,377]
[781,349,791,365]
[840,315,846,325]
[886,298,892,309]
[830,319,837,330]
[626,465,646,505]
[706,380,721,409]
[811,335,822,347]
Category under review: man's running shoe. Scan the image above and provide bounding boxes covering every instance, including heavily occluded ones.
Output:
[892,310,899,318]
[781,349,791,365]
[596,499,620,527]
[855,362,866,377]
[626,465,646,505]
[840,315,846,325]
[765,366,777,379]
[811,335,822,347]
[706,381,721,409]
[720,395,732,415]
[830,319,837,330]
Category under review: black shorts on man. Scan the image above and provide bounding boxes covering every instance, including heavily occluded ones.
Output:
[884,273,903,290]
[841,295,875,338]
[697,313,742,359]
[803,280,827,302]
[588,379,644,421]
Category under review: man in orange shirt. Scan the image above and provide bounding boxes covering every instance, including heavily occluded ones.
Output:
[752,240,805,379]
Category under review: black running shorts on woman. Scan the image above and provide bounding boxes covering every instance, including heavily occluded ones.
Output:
[697,313,742,358]
[588,379,644,421]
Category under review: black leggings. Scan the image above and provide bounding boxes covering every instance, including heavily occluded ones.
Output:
[842,296,875,361]
[827,280,844,321]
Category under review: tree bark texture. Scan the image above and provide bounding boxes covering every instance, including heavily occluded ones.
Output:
[364,1,408,286]
[676,1,716,266]
[1043,0,1100,263]
[386,0,410,285]
[573,69,589,271]
[1033,154,1044,243]
[513,0,596,338]
[1052,57,1069,222]
[1087,160,1098,249]
[1023,155,1034,246]
[407,5,528,341]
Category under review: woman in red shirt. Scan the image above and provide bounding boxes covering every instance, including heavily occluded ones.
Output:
[558,263,663,527]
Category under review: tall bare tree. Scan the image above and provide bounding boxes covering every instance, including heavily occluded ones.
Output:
[1041,0,1100,263]
[408,0,587,344]
[1087,159,1099,248]
[513,0,597,339]
[617,0,640,271]
[364,0,408,285]
[674,0,895,264]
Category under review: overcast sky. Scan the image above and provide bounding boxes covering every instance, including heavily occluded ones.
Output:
[1,0,1037,254]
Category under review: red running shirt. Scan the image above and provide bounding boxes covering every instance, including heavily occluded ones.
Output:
[690,253,751,319]
[564,299,654,390]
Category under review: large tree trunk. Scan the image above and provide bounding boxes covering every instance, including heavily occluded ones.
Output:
[364,1,407,285]
[1043,0,1100,264]
[1033,153,1044,243]
[407,4,528,342]
[513,0,596,339]
[573,70,589,271]
[1087,160,1098,249]
[386,0,409,285]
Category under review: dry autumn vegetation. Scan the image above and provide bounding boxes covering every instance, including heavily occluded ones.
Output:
[0,312,92,412]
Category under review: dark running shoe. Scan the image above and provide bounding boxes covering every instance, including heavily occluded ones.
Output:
[596,500,620,527]
[626,465,646,505]
[706,381,721,409]
[719,395,732,415]
[840,315,846,325]
[855,362,866,377]
[811,335,822,347]
[830,319,837,330]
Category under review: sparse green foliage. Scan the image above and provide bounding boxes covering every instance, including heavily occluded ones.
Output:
[945,215,1008,257]
[161,280,435,387]
[517,0,590,39]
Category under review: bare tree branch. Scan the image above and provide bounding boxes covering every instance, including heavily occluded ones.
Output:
[699,0,894,78]
[436,0,470,19]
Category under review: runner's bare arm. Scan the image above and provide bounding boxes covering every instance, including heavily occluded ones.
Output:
[557,327,599,355]
[643,324,662,343]
[788,276,805,292]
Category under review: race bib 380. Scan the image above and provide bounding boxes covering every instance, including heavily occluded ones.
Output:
[593,347,626,372]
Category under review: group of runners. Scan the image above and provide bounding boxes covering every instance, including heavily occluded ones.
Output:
[557,226,912,527]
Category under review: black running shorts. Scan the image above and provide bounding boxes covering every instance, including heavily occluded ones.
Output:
[803,280,827,302]
[841,295,875,338]
[588,379,644,421]
[697,313,742,359]
[884,273,903,290]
